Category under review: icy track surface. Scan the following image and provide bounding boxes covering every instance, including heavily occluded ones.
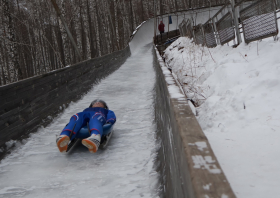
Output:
[0,43,159,198]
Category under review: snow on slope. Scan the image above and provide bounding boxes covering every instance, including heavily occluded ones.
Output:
[163,33,280,197]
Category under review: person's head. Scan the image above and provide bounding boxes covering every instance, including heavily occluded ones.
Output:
[89,99,108,109]
[160,21,163,24]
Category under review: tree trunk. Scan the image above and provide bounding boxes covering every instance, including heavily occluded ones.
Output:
[129,0,134,33]
[0,43,7,85]
[114,0,120,50]
[56,16,65,67]
[86,0,97,58]
[2,0,23,81]
[79,0,87,60]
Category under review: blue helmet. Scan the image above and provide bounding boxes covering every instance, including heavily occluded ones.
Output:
[89,99,108,109]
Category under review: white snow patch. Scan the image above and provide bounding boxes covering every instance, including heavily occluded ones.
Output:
[203,183,212,190]
[5,140,17,149]
[168,85,185,98]
[189,141,208,151]
[192,155,222,174]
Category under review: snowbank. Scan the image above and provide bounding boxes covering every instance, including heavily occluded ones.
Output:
[163,36,280,198]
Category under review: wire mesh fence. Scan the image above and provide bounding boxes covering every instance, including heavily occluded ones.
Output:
[186,20,194,38]
[203,22,217,47]
[179,19,188,36]
[194,25,205,45]
[216,12,236,45]
[176,0,279,48]
[240,0,278,43]
[179,19,193,38]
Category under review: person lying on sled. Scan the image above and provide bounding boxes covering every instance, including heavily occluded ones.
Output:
[56,99,116,153]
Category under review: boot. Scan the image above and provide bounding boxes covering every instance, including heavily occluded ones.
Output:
[56,135,70,153]
[81,134,101,153]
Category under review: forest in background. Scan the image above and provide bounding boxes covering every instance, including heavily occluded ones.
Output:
[0,0,227,86]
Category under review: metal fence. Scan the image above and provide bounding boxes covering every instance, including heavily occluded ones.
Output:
[216,12,236,45]
[177,0,279,48]
[240,0,278,43]
[179,19,193,38]
[179,19,188,37]
[186,20,194,38]
[203,22,217,47]
[194,25,205,45]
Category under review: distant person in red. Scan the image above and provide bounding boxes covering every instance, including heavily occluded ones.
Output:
[158,21,165,40]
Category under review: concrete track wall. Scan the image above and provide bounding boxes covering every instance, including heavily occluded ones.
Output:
[0,46,130,158]
[153,47,236,198]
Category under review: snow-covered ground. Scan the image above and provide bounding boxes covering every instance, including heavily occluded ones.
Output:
[163,22,280,197]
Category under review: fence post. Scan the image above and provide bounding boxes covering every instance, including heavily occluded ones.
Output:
[190,17,196,39]
[231,0,242,45]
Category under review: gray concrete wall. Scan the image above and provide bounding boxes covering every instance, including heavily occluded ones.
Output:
[153,46,236,198]
[0,46,130,159]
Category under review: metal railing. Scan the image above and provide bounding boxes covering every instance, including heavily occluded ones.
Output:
[178,0,279,48]
[216,12,236,45]
[194,24,205,45]
[203,22,217,47]
[240,0,278,43]
[179,19,194,38]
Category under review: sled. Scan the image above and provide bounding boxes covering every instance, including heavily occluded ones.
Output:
[66,123,114,152]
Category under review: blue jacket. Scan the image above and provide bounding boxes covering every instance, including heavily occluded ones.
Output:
[83,107,116,125]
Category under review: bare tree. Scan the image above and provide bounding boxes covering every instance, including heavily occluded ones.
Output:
[1,0,198,85]
[2,0,23,82]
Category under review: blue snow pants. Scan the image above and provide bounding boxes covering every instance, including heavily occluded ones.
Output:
[60,108,107,140]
